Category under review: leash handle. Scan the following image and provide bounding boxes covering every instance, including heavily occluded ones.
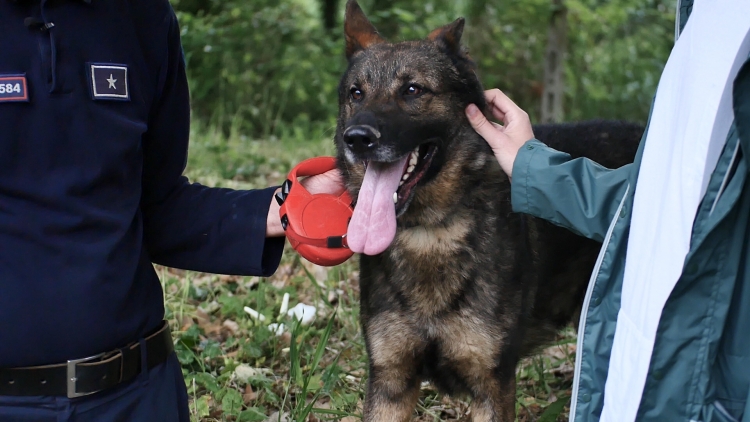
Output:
[285,156,351,204]
[278,157,354,266]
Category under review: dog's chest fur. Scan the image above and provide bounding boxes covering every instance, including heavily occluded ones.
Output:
[357,172,529,395]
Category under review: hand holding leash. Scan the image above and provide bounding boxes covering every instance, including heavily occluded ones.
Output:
[275,157,354,267]
[266,163,345,237]
[465,89,535,179]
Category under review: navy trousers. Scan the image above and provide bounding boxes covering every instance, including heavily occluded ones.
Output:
[0,353,189,422]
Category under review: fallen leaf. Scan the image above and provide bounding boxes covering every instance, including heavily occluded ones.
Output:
[242,384,256,404]
[180,315,194,331]
[195,307,211,327]
[222,319,240,335]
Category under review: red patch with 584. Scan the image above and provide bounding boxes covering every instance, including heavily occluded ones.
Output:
[0,75,29,103]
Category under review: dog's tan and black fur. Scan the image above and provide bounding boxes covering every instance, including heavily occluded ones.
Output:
[334,2,641,420]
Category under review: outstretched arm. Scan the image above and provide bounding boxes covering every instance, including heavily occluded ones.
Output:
[466,90,634,242]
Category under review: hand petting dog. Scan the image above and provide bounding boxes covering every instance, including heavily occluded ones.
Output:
[466,89,536,179]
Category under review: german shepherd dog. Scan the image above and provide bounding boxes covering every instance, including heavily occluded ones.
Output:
[334,2,642,420]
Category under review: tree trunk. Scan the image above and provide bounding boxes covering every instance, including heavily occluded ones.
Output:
[541,0,568,123]
[320,0,340,32]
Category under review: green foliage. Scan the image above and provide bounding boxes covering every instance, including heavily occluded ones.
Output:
[174,0,674,136]
[462,0,675,123]
[462,0,554,121]
[537,396,570,422]
[184,119,336,187]
[175,0,344,138]
[161,257,367,420]
[564,0,675,122]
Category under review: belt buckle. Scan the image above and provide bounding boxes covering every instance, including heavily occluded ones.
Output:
[66,352,105,399]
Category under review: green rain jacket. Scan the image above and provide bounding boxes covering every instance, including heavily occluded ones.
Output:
[510,1,750,421]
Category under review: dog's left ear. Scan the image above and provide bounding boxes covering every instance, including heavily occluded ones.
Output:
[427,18,466,56]
[344,0,385,59]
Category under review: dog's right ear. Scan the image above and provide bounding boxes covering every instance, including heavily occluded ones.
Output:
[344,0,384,60]
[427,18,466,57]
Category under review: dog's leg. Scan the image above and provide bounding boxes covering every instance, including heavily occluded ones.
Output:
[438,313,519,422]
[363,365,421,422]
[362,312,423,422]
[468,374,516,422]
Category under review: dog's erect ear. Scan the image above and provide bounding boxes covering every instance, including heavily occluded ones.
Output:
[344,0,385,59]
[427,18,466,55]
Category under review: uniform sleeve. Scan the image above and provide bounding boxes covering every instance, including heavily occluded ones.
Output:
[139,10,284,276]
[510,139,634,242]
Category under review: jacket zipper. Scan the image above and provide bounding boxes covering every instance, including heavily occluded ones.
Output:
[569,184,630,421]
[37,0,58,93]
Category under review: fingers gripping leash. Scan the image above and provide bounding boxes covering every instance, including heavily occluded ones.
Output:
[277,157,354,266]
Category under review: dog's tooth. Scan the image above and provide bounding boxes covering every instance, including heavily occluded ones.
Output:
[410,153,418,166]
[393,192,398,204]
[399,180,404,186]
[402,173,409,181]
[407,165,415,173]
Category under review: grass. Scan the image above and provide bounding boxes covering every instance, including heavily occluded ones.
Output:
[164,124,576,421]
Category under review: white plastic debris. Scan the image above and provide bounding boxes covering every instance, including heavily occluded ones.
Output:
[279,293,290,316]
[243,306,266,322]
[286,303,317,326]
[267,323,286,336]
[233,364,271,384]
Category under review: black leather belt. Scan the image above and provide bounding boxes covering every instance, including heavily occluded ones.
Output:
[0,321,173,398]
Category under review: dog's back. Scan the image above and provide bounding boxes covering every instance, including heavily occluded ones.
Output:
[535,119,643,168]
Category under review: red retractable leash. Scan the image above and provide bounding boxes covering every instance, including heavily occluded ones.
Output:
[276,157,354,266]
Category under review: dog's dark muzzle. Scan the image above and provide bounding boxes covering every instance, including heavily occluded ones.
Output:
[343,124,381,155]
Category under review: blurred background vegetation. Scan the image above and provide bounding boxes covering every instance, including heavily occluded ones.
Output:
[172,0,675,143]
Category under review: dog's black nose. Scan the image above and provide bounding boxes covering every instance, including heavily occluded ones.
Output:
[343,125,379,154]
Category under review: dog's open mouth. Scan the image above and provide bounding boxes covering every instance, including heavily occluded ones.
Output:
[394,142,437,213]
[347,141,438,256]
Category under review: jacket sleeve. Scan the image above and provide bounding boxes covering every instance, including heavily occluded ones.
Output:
[511,139,634,242]
[139,10,284,276]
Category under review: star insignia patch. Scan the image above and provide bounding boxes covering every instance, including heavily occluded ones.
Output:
[87,63,129,101]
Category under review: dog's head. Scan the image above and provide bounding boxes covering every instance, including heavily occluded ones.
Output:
[337,1,493,255]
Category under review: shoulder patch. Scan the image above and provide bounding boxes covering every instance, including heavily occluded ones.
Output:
[87,63,129,101]
[0,74,29,103]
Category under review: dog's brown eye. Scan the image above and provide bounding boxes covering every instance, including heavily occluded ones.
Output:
[405,84,422,96]
[351,87,363,101]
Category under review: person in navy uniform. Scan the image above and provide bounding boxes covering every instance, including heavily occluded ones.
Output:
[0,0,343,420]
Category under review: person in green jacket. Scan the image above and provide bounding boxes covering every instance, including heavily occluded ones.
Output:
[465,1,750,421]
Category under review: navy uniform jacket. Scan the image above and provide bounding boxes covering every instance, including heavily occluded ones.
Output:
[0,0,285,367]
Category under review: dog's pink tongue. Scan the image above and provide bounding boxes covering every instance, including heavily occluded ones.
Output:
[348,156,408,255]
